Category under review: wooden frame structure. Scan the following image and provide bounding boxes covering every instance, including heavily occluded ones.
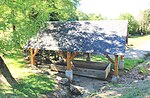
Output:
[26,21,128,80]
[29,49,124,77]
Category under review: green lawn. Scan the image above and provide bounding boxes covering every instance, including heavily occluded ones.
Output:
[0,50,55,97]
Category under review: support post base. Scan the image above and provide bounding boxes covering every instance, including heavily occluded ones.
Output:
[65,70,73,81]
[119,60,124,70]
[111,75,119,83]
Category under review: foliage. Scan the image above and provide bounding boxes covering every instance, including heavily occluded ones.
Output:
[0,0,79,51]
[118,13,139,35]
[87,13,106,20]
[76,10,106,20]
[139,9,150,34]
[75,10,89,20]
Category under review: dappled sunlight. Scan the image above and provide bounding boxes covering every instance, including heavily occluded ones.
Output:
[12,74,55,97]
[0,74,56,97]
[3,57,34,78]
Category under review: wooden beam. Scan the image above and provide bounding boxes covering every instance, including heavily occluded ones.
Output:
[59,51,78,70]
[104,54,115,64]
[70,52,78,60]
[33,49,39,56]
[114,55,119,76]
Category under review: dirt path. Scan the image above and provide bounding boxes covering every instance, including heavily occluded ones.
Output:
[74,57,150,98]
[124,40,150,59]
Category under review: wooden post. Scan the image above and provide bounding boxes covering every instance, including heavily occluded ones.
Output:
[64,52,78,80]
[119,55,124,69]
[114,55,119,76]
[86,53,91,61]
[30,48,38,65]
[66,52,72,70]
[120,55,124,61]
[126,32,128,45]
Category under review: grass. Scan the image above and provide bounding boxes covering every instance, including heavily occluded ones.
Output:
[74,54,108,62]
[0,50,56,97]
[75,54,144,70]
[120,80,150,98]
[139,66,147,74]
[124,58,144,70]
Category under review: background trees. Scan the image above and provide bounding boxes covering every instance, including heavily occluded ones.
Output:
[0,0,149,54]
[76,10,106,20]
[118,13,139,35]
[139,9,150,35]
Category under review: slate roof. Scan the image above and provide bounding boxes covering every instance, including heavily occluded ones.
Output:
[24,20,128,55]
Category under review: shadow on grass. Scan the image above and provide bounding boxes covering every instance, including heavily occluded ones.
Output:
[0,74,56,98]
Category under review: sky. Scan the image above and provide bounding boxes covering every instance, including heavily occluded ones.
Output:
[78,0,150,19]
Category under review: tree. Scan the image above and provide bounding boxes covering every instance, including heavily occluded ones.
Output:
[0,0,79,50]
[118,13,139,35]
[76,10,106,21]
[75,10,89,20]
[87,13,106,20]
[0,56,17,86]
[139,9,150,34]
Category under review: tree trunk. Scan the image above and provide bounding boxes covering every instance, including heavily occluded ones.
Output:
[0,56,17,86]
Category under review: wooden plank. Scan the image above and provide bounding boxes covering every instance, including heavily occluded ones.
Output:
[114,55,119,76]
[72,60,109,70]
[55,60,109,70]
[105,63,111,79]
[50,63,111,79]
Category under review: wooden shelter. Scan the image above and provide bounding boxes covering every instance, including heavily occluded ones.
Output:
[24,20,128,80]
